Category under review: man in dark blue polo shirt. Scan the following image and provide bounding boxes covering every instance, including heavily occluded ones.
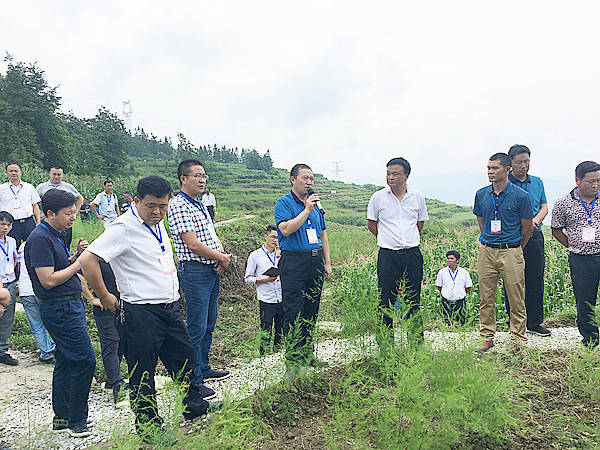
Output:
[473,153,533,352]
[25,189,95,438]
[274,164,331,380]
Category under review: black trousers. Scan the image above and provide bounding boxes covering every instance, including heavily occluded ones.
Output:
[206,206,215,221]
[259,301,283,355]
[569,252,600,346]
[9,216,36,247]
[504,229,545,328]
[377,247,424,342]
[92,307,126,389]
[441,297,467,325]
[122,301,208,430]
[279,251,324,364]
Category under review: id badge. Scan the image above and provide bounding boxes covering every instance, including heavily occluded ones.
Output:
[160,253,176,274]
[582,227,596,243]
[490,220,502,234]
[4,261,14,276]
[306,228,319,244]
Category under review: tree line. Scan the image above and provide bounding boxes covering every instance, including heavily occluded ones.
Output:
[0,54,273,176]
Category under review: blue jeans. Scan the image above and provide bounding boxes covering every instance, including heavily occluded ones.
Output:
[0,280,17,356]
[20,295,56,360]
[178,262,220,386]
[41,298,96,427]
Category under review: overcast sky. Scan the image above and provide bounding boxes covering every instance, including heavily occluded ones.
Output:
[2,1,600,208]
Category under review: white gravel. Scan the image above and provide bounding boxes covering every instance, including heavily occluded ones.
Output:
[0,326,584,449]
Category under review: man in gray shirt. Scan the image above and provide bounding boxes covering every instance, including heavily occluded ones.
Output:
[37,166,84,248]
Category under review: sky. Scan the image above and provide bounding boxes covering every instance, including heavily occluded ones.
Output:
[2,1,600,209]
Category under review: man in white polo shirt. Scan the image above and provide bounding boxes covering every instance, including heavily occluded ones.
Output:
[79,176,209,443]
[435,250,473,325]
[91,180,119,228]
[0,163,41,247]
[367,157,429,348]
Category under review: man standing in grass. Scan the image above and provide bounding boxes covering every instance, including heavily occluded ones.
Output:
[91,180,119,228]
[551,161,600,348]
[474,153,533,352]
[201,187,217,221]
[0,212,20,366]
[37,166,84,249]
[0,163,41,247]
[25,189,94,438]
[275,163,331,380]
[367,157,428,348]
[435,250,472,325]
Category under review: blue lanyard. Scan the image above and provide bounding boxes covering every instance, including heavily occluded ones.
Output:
[262,247,276,266]
[490,183,512,218]
[105,193,112,205]
[9,184,23,199]
[178,192,208,218]
[39,223,70,257]
[130,207,165,252]
[0,239,9,261]
[448,268,458,282]
[578,190,597,225]
[51,182,62,189]
[520,182,528,192]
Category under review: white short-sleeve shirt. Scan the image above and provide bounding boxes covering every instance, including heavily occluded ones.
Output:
[0,235,18,284]
[37,180,80,199]
[92,191,118,220]
[201,193,216,207]
[435,267,473,301]
[0,182,41,220]
[86,206,179,304]
[17,242,34,296]
[367,186,429,249]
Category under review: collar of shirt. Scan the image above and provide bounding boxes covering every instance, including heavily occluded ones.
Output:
[384,185,416,199]
[508,173,531,185]
[40,220,67,241]
[290,190,304,205]
[570,187,600,202]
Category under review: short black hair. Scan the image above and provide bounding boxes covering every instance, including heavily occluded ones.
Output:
[177,159,203,185]
[446,250,460,260]
[507,145,530,159]
[386,157,411,176]
[41,190,77,215]
[103,179,113,186]
[0,211,14,224]
[50,166,64,171]
[290,164,312,179]
[136,176,172,200]
[266,224,277,233]
[575,161,600,180]
[123,192,133,197]
[489,153,512,168]
[5,163,20,171]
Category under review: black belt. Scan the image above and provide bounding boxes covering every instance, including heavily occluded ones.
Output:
[39,295,82,303]
[483,242,521,249]
[381,246,419,254]
[183,260,214,266]
[16,216,33,223]
[281,248,322,257]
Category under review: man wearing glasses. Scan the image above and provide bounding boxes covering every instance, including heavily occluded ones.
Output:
[168,160,231,401]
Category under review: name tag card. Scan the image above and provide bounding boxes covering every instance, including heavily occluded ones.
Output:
[490,220,502,234]
[4,262,14,276]
[306,228,319,244]
[160,254,176,274]
[582,227,596,243]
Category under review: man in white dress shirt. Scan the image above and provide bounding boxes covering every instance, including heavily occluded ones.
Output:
[245,224,283,355]
[367,157,429,348]
[201,187,217,221]
[91,179,120,228]
[0,163,41,247]
[435,250,473,325]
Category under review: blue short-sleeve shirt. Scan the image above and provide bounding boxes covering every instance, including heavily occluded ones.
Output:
[509,173,547,231]
[473,183,534,244]
[274,191,326,251]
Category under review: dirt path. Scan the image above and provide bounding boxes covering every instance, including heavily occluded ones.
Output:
[214,214,255,227]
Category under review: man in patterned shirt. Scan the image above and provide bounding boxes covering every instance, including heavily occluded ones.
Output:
[168,160,231,400]
[551,161,600,347]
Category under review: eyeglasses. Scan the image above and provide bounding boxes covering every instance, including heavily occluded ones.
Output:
[187,173,209,180]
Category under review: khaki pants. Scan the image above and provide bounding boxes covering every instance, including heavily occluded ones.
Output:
[477,244,527,342]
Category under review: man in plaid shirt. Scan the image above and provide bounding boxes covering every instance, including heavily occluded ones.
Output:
[168,160,231,400]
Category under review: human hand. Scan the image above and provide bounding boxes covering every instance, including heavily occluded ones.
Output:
[304,194,320,212]
[99,214,107,220]
[100,293,118,312]
[90,297,104,309]
[77,238,89,256]
[324,262,332,280]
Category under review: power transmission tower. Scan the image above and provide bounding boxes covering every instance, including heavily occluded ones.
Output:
[332,161,343,179]
[122,100,133,131]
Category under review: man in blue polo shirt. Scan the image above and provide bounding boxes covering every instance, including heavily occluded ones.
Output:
[274,163,331,380]
[473,153,533,352]
[25,189,95,438]
[504,145,551,337]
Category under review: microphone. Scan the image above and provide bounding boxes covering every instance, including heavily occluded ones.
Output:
[307,188,325,215]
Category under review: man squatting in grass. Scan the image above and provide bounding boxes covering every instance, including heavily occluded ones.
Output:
[435,250,472,325]
[551,161,600,348]
[504,145,551,337]
[274,164,332,381]
[367,157,428,349]
[80,176,212,441]
[0,211,19,366]
[474,153,533,352]
[245,224,283,355]
[168,160,231,401]
[24,189,95,438]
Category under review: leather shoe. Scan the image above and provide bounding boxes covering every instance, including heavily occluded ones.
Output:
[0,353,19,366]
[476,340,494,353]
[203,368,230,380]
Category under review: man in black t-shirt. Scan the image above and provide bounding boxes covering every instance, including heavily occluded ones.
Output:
[24,190,95,438]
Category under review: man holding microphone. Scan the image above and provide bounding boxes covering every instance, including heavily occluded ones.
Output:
[274,164,331,381]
